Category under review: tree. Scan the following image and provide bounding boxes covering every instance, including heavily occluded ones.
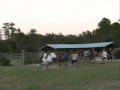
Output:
[14,31,26,52]
[65,34,78,44]
[29,29,37,35]
[25,29,40,52]
[112,22,120,47]
[0,29,2,40]
[80,30,93,43]
[94,17,113,42]
[2,22,18,53]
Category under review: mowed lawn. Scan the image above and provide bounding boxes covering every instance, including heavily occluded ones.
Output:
[0,60,120,90]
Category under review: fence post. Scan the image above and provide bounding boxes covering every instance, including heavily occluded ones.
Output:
[22,50,25,65]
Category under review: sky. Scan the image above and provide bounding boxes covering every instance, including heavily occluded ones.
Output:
[0,0,119,35]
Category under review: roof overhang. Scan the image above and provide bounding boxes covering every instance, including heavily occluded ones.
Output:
[39,42,114,50]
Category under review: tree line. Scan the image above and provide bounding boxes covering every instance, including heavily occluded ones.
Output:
[0,17,120,53]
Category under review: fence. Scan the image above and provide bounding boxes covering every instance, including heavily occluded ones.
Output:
[0,52,42,66]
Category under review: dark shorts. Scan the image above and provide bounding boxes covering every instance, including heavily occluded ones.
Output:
[102,57,106,60]
[71,60,77,64]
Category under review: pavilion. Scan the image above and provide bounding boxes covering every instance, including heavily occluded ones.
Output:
[39,42,114,51]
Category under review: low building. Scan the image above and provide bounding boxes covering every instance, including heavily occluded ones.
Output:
[39,42,114,51]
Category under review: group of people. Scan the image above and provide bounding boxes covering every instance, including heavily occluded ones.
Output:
[84,48,113,64]
[101,48,113,64]
[41,50,57,70]
[83,48,96,63]
[41,48,113,70]
[41,50,79,70]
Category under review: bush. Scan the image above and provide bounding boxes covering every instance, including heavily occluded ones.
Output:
[0,55,10,66]
[113,50,120,59]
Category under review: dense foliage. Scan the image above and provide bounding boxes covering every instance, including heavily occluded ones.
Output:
[0,55,10,66]
[113,50,120,59]
[0,18,120,53]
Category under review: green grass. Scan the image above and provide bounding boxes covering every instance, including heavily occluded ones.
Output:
[0,60,120,90]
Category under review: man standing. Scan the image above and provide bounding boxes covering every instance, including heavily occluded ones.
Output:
[89,48,96,63]
[107,48,113,62]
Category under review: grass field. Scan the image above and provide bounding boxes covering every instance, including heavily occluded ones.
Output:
[0,60,120,90]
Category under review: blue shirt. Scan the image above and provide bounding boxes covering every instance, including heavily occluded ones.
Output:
[63,53,69,60]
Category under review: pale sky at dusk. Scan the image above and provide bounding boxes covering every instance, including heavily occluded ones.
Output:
[0,0,119,35]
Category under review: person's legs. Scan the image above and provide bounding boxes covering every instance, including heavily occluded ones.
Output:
[69,60,74,68]
[91,56,95,63]
[70,60,77,68]
[64,60,68,66]
[63,59,68,66]
[58,59,62,66]
[74,60,77,67]
[59,62,62,66]
[42,61,51,70]
[86,56,89,62]
[101,57,105,64]
[110,55,113,62]
[84,56,87,62]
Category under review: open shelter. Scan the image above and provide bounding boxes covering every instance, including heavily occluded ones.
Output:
[39,42,114,51]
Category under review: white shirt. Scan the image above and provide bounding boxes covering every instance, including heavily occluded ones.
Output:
[42,53,47,61]
[102,51,107,58]
[84,51,88,56]
[71,53,79,60]
[47,52,57,62]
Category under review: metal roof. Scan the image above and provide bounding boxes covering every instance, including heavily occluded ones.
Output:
[39,42,114,50]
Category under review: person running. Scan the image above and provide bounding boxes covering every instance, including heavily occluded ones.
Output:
[107,48,113,62]
[63,50,70,66]
[89,48,96,63]
[69,51,79,68]
[101,49,107,64]
[84,50,89,62]
[57,54,64,66]
[42,50,48,69]
[42,50,57,70]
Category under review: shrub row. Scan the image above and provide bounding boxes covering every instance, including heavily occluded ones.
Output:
[0,55,10,66]
[113,50,120,59]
